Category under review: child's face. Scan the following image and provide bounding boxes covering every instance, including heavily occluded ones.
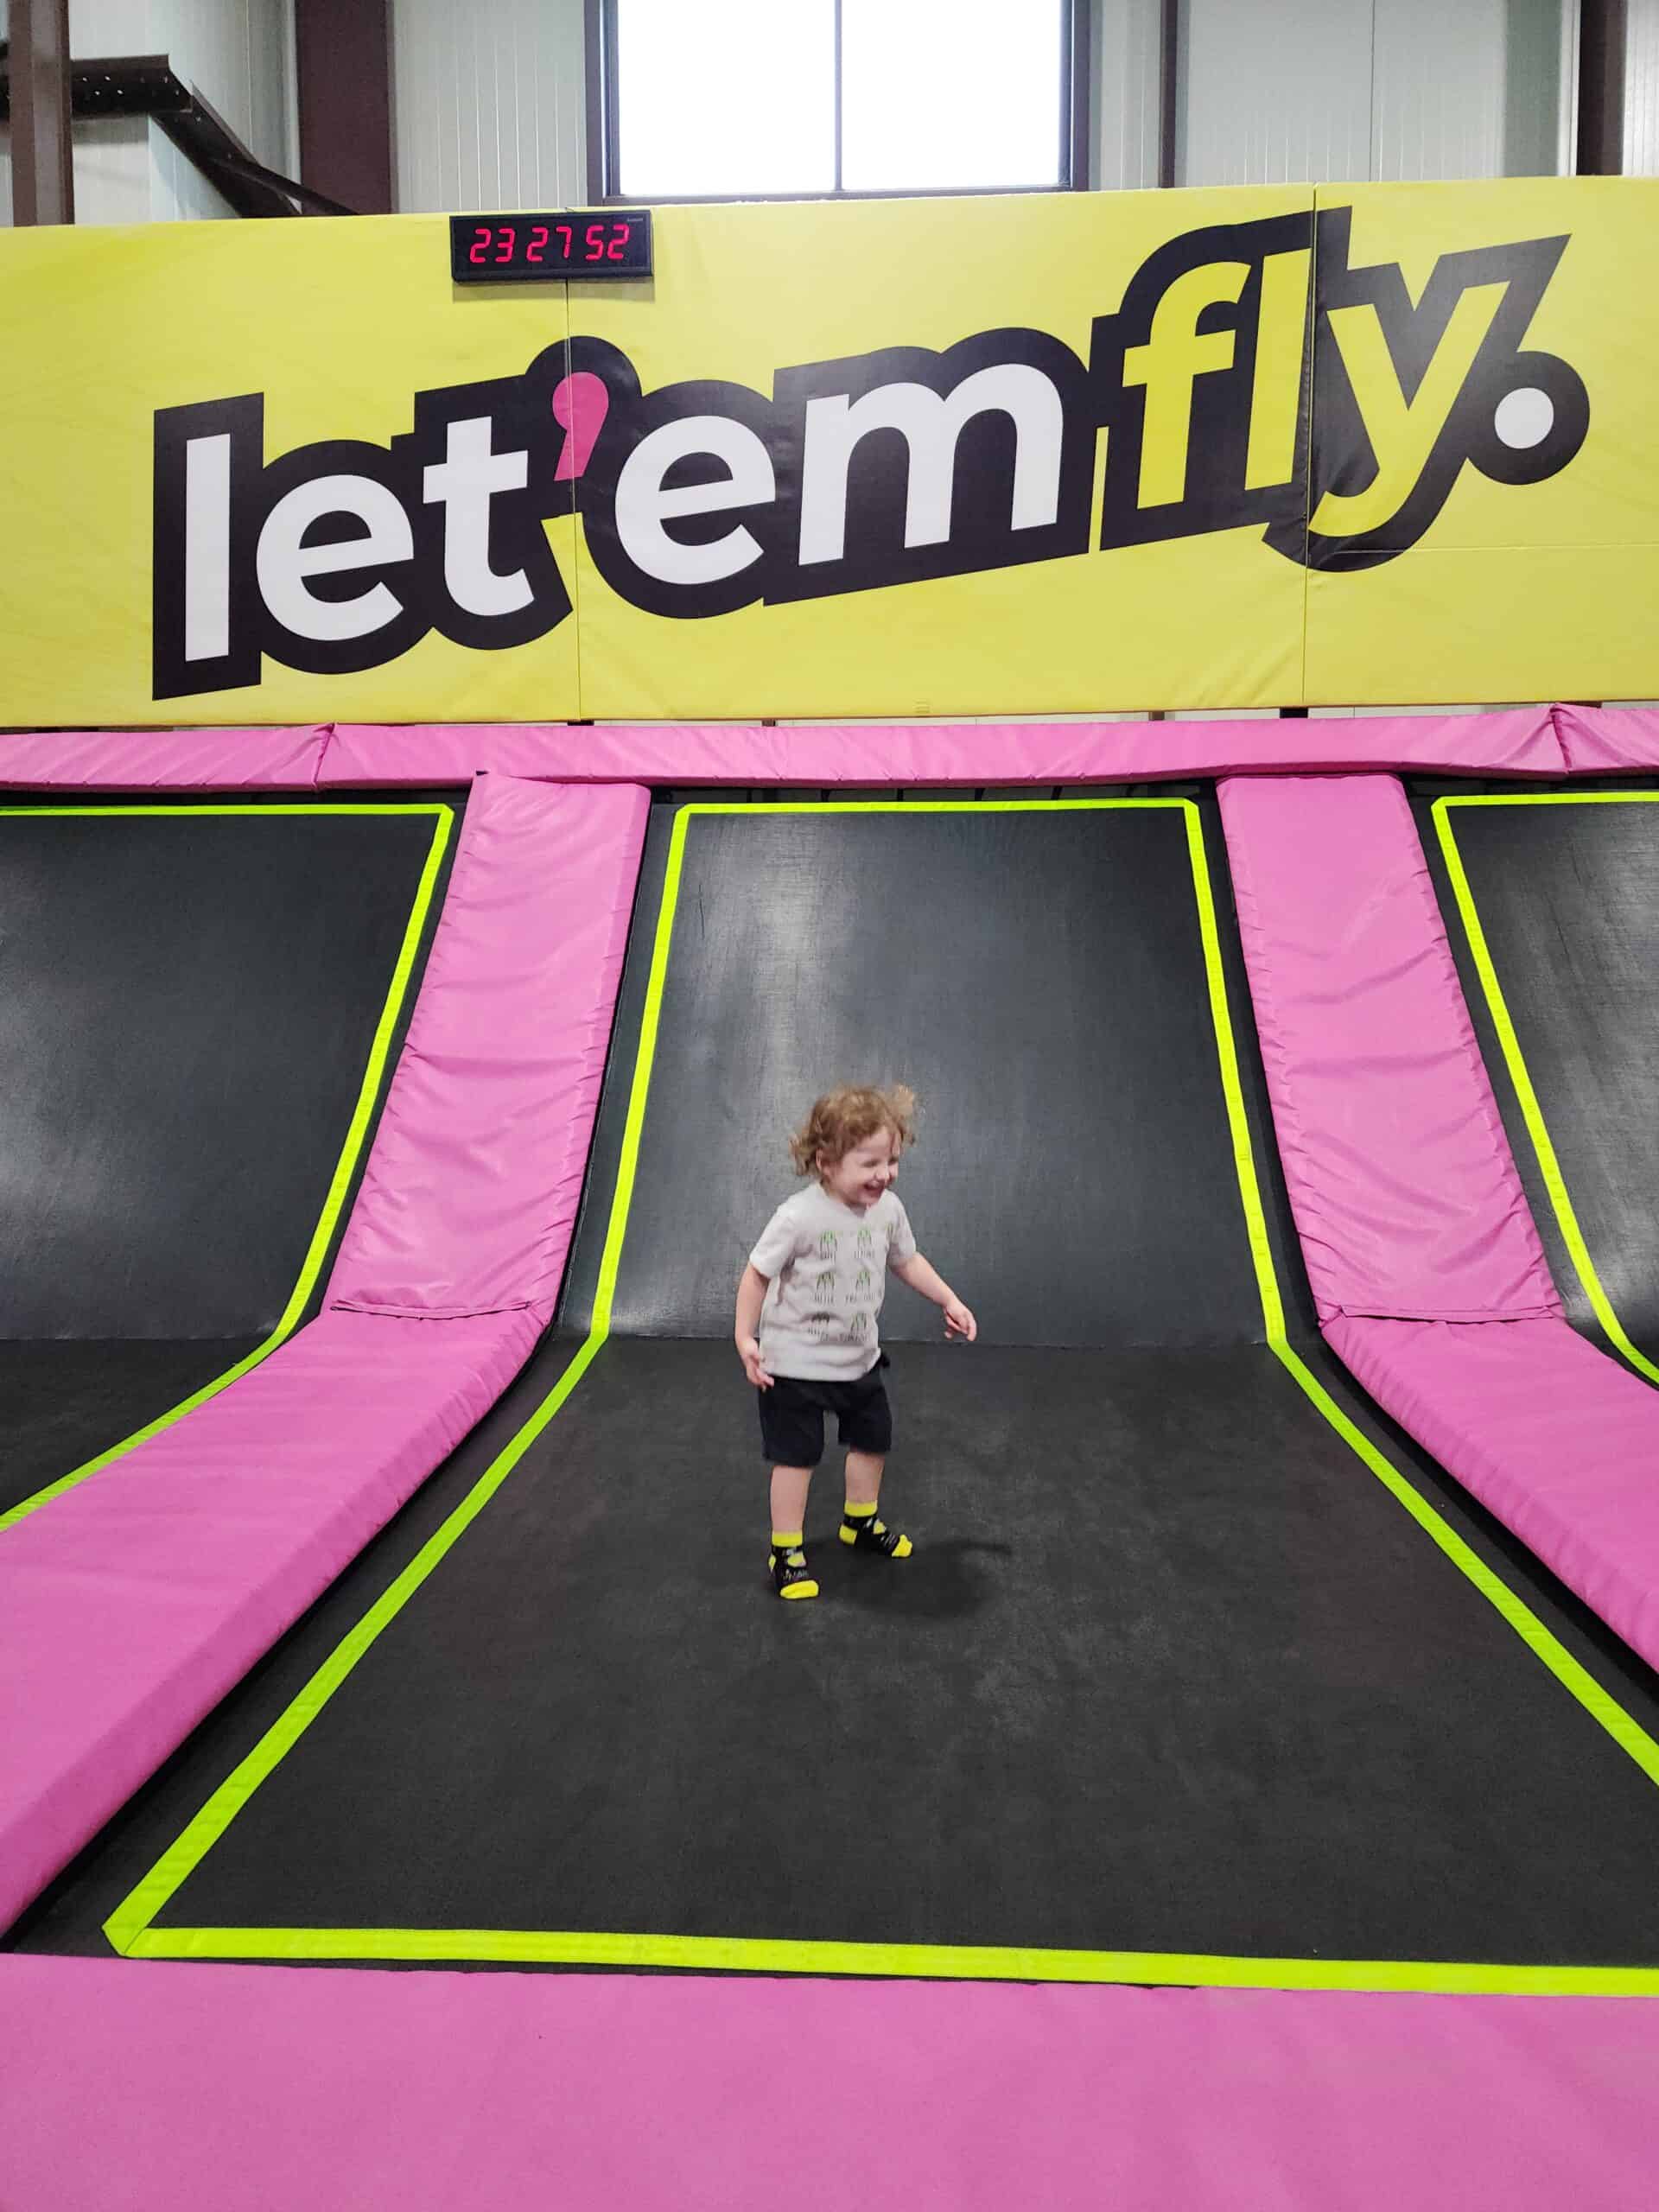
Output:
[820,1126,901,1211]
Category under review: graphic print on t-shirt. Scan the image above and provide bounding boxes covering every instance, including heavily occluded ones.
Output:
[749,1185,917,1379]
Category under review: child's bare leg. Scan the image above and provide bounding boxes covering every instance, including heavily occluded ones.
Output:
[770,1465,813,1533]
[841,1452,912,1558]
[843,1450,884,1507]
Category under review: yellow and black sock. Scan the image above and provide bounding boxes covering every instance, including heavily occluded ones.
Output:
[840,1498,912,1557]
[768,1529,818,1600]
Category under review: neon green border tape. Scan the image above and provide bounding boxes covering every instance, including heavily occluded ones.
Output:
[0,803,454,1532]
[1433,793,1659,1389]
[103,799,1659,1995]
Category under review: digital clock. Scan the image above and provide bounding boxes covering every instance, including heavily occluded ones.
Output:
[449,210,652,283]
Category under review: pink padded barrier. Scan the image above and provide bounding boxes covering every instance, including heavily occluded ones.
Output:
[1218,774,1559,1322]
[328,776,650,1319]
[1328,1315,1659,1673]
[0,709,1573,792]
[5,1955,1658,2212]
[1222,771,1659,1674]
[324,709,1564,789]
[1554,703,1659,773]
[0,776,647,1931]
[0,1309,538,1932]
[0,725,327,790]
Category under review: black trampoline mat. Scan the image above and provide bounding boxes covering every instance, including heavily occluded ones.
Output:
[95,802,1659,1987]
[0,806,447,1341]
[0,1340,259,1517]
[131,1334,1659,1973]
[567,805,1264,1349]
[0,803,451,1517]
[1434,793,1659,1370]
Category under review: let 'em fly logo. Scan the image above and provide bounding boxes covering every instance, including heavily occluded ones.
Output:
[151,206,1588,698]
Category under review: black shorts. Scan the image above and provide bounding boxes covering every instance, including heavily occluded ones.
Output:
[759,1357,893,1467]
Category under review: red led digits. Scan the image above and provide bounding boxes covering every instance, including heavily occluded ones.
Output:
[450,209,649,282]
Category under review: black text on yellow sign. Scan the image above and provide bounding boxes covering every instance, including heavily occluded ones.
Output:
[153,204,1586,701]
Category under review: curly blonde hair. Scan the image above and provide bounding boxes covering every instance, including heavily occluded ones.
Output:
[788,1084,917,1178]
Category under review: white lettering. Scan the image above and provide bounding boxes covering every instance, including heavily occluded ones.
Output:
[798,366,1065,567]
[183,434,232,663]
[255,475,412,643]
[421,415,534,619]
[614,416,774,587]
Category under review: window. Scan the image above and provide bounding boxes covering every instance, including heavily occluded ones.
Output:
[592,0,1085,201]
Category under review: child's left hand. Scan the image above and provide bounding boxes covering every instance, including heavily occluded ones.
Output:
[944,1299,977,1343]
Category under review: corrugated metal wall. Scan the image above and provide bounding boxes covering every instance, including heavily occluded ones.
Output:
[1179,0,1374,187]
[391,0,586,214]
[1094,0,1163,190]
[1177,0,1566,188]
[1630,0,1659,173]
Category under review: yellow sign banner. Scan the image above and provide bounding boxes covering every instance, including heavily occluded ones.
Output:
[0,178,1652,727]
[1304,178,1659,706]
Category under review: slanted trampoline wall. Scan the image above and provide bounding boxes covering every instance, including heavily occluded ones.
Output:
[1220,772,1659,1676]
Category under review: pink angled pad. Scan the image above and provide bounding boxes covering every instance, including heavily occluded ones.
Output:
[1219,772,1559,1323]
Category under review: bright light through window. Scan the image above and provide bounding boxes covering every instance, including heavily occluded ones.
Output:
[617,0,837,197]
[841,0,1065,192]
[613,0,1070,199]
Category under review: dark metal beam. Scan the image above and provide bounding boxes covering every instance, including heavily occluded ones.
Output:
[1577,0,1627,174]
[10,0,75,226]
[1159,0,1179,189]
[1066,0,1093,188]
[587,0,619,202]
[295,0,391,214]
[0,54,353,216]
[158,84,357,217]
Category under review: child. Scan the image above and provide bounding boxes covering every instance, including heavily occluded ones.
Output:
[734,1084,976,1600]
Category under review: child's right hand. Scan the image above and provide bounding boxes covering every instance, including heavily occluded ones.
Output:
[737,1337,774,1389]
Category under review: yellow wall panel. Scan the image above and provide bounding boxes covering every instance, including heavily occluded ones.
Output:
[1306,547,1659,708]
[568,190,1313,718]
[0,178,1654,727]
[1303,179,1659,702]
[0,217,579,728]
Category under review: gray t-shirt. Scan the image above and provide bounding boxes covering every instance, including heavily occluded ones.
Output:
[748,1185,918,1380]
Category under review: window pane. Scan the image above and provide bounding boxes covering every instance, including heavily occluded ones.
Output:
[841,0,1065,192]
[617,0,837,197]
